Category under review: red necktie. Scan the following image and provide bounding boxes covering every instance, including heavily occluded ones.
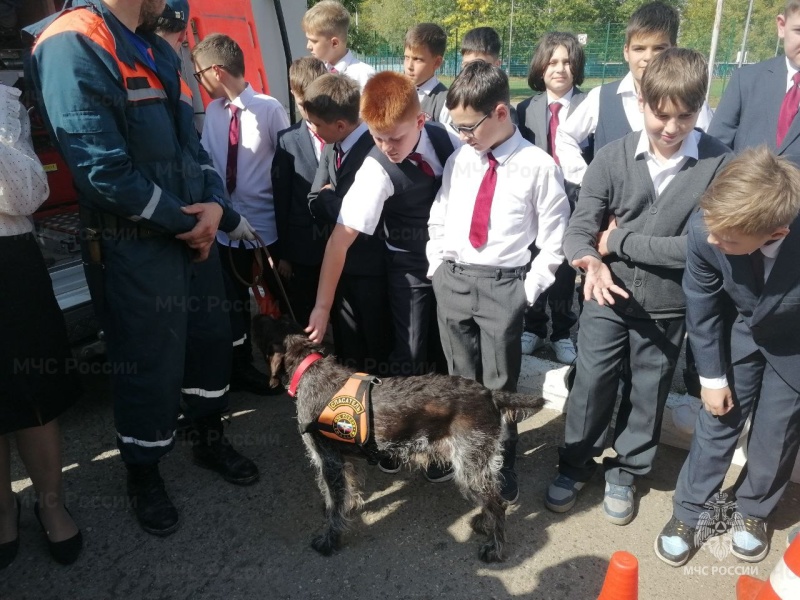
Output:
[548,102,562,165]
[408,152,435,177]
[226,104,240,195]
[468,152,498,249]
[312,130,326,152]
[329,65,338,74]
[777,72,800,147]
[334,143,344,170]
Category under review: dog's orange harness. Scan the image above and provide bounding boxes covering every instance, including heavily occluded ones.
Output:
[314,373,376,445]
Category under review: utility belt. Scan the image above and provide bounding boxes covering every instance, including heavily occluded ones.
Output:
[444,260,529,281]
[79,207,169,241]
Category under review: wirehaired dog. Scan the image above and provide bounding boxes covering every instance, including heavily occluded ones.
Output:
[252,315,545,562]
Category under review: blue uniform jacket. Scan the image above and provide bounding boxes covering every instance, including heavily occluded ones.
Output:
[24,0,240,234]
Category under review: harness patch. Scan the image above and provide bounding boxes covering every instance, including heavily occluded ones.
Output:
[314,373,376,446]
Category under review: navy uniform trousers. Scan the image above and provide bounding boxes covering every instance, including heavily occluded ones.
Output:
[86,235,231,465]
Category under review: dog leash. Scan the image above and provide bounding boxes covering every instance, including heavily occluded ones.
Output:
[226,232,297,324]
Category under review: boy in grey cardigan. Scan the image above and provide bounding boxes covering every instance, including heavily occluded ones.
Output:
[544,49,732,525]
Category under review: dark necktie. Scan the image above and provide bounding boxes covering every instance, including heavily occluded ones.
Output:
[749,249,765,294]
[468,152,498,249]
[334,143,344,170]
[407,151,435,177]
[226,104,240,195]
[777,72,800,147]
[548,102,562,165]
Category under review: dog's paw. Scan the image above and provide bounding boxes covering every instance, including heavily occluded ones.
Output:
[470,512,491,535]
[311,533,340,556]
[478,541,506,563]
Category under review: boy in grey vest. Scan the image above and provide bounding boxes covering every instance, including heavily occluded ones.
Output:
[404,23,450,124]
[545,49,732,525]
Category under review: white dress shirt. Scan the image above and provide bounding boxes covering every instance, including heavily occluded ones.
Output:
[338,127,460,250]
[556,71,714,184]
[417,76,450,124]
[327,50,375,91]
[700,237,786,390]
[335,121,369,162]
[635,129,700,197]
[201,84,289,246]
[786,56,800,92]
[308,125,325,161]
[0,84,50,237]
[427,128,570,305]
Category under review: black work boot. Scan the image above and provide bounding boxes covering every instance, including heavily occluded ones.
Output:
[191,414,260,485]
[126,463,179,536]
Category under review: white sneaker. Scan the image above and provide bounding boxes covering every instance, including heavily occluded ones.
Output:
[551,338,577,364]
[521,332,545,355]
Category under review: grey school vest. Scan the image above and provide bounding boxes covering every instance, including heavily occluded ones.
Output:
[420,82,448,123]
[595,81,632,151]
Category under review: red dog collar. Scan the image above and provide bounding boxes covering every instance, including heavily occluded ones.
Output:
[288,353,325,397]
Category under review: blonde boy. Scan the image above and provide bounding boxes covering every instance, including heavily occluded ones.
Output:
[302,0,374,90]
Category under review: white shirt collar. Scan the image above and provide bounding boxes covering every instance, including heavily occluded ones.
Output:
[761,237,785,258]
[617,71,637,96]
[547,87,574,108]
[635,128,700,164]
[331,50,355,73]
[226,83,254,111]
[485,127,524,165]
[417,76,441,96]
[339,121,368,154]
[786,57,800,91]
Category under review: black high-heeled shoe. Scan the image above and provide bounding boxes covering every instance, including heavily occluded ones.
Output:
[33,501,83,565]
[0,494,20,570]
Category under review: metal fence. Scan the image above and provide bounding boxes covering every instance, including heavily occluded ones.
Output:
[355,21,780,93]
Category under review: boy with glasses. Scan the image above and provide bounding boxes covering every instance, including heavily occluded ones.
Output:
[427,61,570,503]
[192,33,289,395]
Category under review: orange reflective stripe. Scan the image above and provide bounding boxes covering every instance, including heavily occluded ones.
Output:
[35,7,166,103]
[179,76,193,106]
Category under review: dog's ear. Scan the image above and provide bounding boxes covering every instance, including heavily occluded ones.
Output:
[251,315,284,356]
[268,350,285,389]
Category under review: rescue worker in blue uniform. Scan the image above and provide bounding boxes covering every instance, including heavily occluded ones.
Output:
[25,0,261,537]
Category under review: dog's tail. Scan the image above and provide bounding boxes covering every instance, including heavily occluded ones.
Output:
[491,391,546,412]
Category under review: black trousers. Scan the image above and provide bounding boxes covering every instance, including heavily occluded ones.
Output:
[286,262,321,330]
[524,259,578,341]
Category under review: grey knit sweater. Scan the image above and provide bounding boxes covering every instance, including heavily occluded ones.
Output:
[564,130,731,319]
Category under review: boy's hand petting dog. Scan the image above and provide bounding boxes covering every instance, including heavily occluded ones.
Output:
[305,306,330,343]
[596,217,617,257]
[572,255,629,306]
[701,385,735,417]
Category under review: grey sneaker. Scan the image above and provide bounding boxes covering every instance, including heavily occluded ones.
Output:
[545,474,585,513]
[551,338,577,364]
[603,482,636,525]
[654,516,696,567]
[521,332,545,355]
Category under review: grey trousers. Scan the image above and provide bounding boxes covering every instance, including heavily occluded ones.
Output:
[673,351,800,525]
[558,300,685,486]
[433,261,527,467]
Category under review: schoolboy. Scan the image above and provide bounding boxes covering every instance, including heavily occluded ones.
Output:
[654,148,800,566]
[427,61,571,503]
[545,49,732,525]
[193,33,289,395]
[517,31,588,365]
[460,26,502,67]
[302,0,374,90]
[272,57,328,328]
[709,1,800,166]
[404,23,450,123]
[304,74,389,372]
[306,72,459,476]
[556,1,714,186]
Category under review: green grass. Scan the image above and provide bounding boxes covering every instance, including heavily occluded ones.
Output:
[440,75,728,108]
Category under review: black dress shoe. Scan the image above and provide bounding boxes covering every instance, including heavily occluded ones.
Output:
[0,494,20,570]
[33,502,83,565]
[126,463,180,537]
[500,467,519,505]
[191,415,260,485]
[230,362,283,396]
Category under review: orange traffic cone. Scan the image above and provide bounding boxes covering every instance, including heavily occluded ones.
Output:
[736,534,800,599]
[597,551,638,600]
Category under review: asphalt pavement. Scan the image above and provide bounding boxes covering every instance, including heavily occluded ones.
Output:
[2,370,799,600]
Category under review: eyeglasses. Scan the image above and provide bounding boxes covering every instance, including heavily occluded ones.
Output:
[449,111,492,137]
[193,64,221,82]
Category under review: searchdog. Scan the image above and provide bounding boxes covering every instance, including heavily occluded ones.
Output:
[252,315,545,562]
